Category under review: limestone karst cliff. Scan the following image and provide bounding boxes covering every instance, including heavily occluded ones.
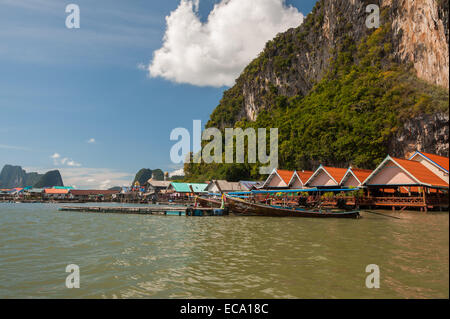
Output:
[0,165,64,188]
[184,0,449,180]
[388,0,449,88]
[209,0,448,125]
[197,0,448,177]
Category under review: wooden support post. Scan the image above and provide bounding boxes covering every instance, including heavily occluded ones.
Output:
[422,186,428,212]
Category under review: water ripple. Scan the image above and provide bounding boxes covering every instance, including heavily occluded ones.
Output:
[0,204,448,298]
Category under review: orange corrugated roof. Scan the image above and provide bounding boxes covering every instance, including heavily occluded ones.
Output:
[419,152,449,171]
[392,157,449,187]
[351,168,373,183]
[44,188,69,194]
[322,167,348,183]
[276,169,295,185]
[297,170,314,183]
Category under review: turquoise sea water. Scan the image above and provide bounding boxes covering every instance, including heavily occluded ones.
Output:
[0,203,448,298]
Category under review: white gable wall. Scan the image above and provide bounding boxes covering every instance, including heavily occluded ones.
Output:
[290,176,303,189]
[367,162,417,185]
[343,174,360,187]
[309,170,337,186]
[267,174,286,187]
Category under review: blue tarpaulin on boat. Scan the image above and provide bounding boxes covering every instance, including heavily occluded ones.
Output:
[227,188,360,195]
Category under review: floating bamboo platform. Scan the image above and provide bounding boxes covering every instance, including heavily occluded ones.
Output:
[58,205,226,216]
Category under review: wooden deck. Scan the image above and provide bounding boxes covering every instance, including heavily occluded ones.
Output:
[58,205,226,216]
[357,196,449,211]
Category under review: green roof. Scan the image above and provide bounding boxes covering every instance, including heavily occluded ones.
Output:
[170,182,208,193]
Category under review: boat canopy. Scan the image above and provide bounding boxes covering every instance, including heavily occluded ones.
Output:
[227,188,360,195]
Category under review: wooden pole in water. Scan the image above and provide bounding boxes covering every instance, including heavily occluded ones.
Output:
[423,186,428,212]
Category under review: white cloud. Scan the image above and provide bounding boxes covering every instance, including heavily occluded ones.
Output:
[99,179,112,189]
[169,168,185,177]
[51,153,61,165]
[147,0,303,87]
[137,62,147,71]
[87,138,96,144]
[50,153,81,167]
[66,160,81,167]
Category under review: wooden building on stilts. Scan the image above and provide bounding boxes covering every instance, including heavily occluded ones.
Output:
[360,155,449,211]
[261,169,295,189]
[304,165,348,188]
[288,170,314,189]
[340,167,373,188]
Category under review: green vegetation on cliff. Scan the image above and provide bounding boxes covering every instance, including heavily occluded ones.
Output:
[185,19,448,182]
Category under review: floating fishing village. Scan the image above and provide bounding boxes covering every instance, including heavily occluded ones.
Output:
[2,150,448,218]
[1,0,449,302]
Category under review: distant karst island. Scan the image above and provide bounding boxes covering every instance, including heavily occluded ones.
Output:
[0,165,64,188]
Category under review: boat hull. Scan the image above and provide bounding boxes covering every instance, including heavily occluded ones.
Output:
[196,196,223,208]
[226,196,359,219]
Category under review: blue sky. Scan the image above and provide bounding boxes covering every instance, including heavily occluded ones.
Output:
[0,0,316,188]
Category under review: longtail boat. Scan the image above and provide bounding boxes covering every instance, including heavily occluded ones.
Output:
[196,196,223,208]
[225,195,360,219]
